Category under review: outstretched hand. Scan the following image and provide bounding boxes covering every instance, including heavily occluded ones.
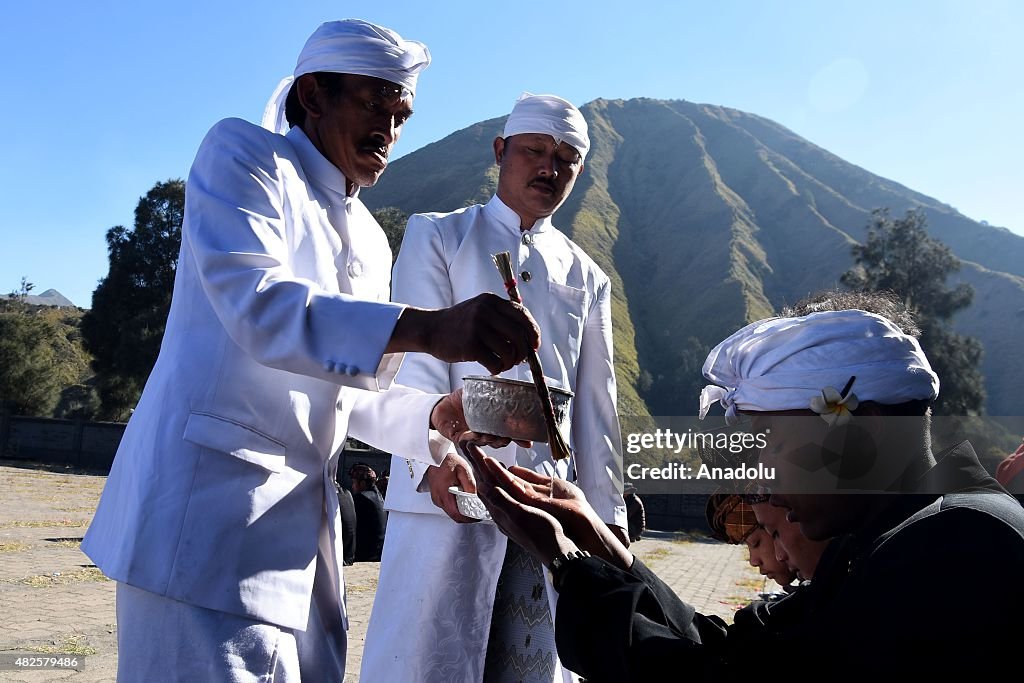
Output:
[459,441,577,567]
[462,442,633,571]
[503,467,629,548]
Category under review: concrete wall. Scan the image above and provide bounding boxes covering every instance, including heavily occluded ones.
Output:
[0,414,390,480]
[0,414,705,530]
[0,415,124,471]
[643,493,712,532]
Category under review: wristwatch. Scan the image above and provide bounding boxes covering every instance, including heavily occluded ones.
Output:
[549,549,591,591]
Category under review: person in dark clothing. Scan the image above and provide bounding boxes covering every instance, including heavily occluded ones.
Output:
[623,484,646,542]
[350,463,387,562]
[468,309,1024,682]
[705,492,796,587]
[335,482,357,566]
[749,497,827,582]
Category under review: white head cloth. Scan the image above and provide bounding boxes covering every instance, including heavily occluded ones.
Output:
[502,92,591,160]
[261,19,431,135]
[698,310,940,420]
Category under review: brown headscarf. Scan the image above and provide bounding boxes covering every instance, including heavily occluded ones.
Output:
[706,493,760,544]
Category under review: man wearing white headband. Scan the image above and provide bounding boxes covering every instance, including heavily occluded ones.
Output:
[83,20,541,681]
[464,304,1024,679]
[362,93,627,683]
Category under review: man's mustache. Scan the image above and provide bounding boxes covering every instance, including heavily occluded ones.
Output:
[529,177,556,192]
[359,138,389,156]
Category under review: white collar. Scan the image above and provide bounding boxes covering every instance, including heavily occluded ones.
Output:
[285,126,359,199]
[484,194,554,234]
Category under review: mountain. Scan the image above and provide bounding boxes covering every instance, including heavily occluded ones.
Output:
[4,289,77,308]
[363,97,1024,418]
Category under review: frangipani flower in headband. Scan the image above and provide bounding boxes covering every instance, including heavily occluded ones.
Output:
[809,376,859,427]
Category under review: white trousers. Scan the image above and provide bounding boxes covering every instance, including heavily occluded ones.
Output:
[361,511,576,683]
[115,549,346,682]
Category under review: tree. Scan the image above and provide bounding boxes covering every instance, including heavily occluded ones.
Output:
[841,208,985,414]
[642,336,710,416]
[0,299,92,417]
[81,180,184,420]
[372,206,409,261]
[8,276,34,301]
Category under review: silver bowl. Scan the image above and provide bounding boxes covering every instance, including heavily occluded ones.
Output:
[448,486,493,522]
[461,376,573,443]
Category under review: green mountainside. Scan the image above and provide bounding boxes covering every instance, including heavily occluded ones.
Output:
[364,98,1024,418]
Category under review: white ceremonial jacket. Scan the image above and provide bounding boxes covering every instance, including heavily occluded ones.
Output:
[82,119,446,632]
[361,195,626,682]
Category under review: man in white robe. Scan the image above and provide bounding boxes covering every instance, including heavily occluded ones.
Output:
[362,94,628,683]
[82,20,537,682]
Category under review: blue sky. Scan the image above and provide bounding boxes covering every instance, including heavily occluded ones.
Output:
[2,0,1021,308]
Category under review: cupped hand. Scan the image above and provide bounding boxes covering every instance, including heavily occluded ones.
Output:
[505,467,630,548]
[466,457,579,566]
[461,442,633,571]
[426,452,479,524]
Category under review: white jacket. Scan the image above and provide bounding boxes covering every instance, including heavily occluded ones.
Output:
[361,195,626,682]
[82,119,446,631]
[384,195,626,522]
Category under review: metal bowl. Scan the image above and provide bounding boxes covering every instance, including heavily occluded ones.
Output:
[461,376,573,443]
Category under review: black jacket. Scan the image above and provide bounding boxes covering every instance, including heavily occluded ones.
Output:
[336,485,357,566]
[352,487,387,562]
[554,442,1024,681]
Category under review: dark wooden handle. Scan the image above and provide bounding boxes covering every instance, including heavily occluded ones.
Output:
[491,251,572,460]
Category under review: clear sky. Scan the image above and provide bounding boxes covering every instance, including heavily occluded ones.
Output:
[2,0,1021,308]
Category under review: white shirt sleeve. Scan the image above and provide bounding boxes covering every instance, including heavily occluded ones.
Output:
[572,275,628,529]
[184,119,405,391]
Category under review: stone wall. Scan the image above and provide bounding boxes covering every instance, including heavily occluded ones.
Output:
[0,415,124,471]
[0,414,391,479]
[0,414,706,529]
[643,493,712,532]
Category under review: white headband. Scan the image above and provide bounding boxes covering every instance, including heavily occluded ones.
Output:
[502,92,590,159]
[262,19,430,135]
[699,309,940,420]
